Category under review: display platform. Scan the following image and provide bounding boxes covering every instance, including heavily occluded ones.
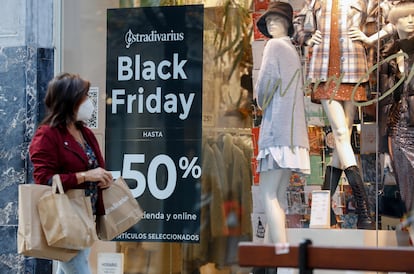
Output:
[287,228,410,248]
[244,228,411,274]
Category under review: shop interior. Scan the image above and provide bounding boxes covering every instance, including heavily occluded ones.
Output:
[57,0,413,273]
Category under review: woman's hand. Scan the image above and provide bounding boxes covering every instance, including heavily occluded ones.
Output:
[305,30,322,46]
[84,167,113,189]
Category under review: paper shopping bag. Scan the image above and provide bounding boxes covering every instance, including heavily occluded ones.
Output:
[37,175,98,250]
[17,184,79,261]
[97,177,143,240]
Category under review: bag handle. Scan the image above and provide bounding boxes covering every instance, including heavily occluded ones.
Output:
[52,175,65,194]
[308,0,316,9]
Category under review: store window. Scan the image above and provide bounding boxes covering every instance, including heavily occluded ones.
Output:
[56,0,413,273]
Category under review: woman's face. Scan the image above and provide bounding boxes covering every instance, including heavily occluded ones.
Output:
[74,91,89,112]
[396,14,414,39]
[75,93,94,122]
[266,14,287,38]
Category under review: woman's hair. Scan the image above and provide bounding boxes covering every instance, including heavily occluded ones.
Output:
[41,73,90,127]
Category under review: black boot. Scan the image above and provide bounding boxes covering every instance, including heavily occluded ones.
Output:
[344,166,374,229]
[322,166,343,226]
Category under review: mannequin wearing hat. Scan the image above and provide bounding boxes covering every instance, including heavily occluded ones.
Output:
[380,1,414,214]
[255,1,310,244]
[294,0,374,229]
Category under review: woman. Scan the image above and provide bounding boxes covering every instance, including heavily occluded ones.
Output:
[255,1,310,244]
[29,73,113,273]
[294,0,374,229]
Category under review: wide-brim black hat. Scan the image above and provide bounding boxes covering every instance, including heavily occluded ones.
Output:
[256,1,294,38]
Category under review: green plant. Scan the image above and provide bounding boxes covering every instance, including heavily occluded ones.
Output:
[214,0,253,80]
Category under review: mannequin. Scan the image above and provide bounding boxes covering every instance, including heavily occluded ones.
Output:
[382,2,414,214]
[294,0,374,229]
[348,0,398,47]
[255,2,310,244]
[349,1,406,210]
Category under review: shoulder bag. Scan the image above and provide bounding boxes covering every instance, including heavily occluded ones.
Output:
[378,171,406,218]
[303,0,317,33]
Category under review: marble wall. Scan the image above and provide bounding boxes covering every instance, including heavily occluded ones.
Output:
[0,46,27,274]
[0,45,54,273]
[0,0,54,273]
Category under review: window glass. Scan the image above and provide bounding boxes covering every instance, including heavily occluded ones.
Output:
[57,0,413,273]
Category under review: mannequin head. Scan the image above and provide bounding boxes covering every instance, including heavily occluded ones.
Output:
[257,1,294,38]
[266,14,289,38]
[388,2,414,39]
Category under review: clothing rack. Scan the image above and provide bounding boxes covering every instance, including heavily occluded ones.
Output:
[238,240,414,273]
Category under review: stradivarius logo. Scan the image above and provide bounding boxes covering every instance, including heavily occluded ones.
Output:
[125,29,185,48]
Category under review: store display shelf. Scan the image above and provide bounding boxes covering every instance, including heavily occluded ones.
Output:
[239,228,413,274]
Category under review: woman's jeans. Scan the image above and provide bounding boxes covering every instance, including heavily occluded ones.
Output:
[56,248,91,274]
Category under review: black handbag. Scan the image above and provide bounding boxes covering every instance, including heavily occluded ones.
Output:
[378,172,406,218]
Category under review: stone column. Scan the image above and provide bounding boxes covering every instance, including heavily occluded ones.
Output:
[0,0,54,272]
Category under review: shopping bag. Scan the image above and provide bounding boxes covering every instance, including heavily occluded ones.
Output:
[97,177,143,240]
[17,184,79,261]
[37,175,98,250]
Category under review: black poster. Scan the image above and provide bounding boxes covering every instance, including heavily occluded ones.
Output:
[106,5,203,243]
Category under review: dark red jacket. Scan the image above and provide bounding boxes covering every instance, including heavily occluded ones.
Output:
[29,124,106,215]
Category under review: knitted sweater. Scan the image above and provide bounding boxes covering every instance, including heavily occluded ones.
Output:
[255,36,309,151]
